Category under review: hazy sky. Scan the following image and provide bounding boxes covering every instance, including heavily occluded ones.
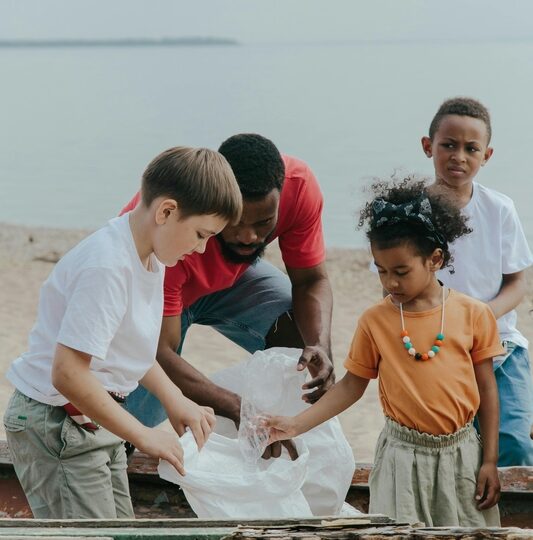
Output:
[1,0,533,44]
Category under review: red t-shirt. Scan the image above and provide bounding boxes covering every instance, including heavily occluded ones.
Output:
[120,154,325,316]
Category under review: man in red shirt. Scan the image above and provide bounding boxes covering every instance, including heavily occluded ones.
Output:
[123,134,334,458]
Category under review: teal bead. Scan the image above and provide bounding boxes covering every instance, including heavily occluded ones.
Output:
[431,345,440,353]
[436,333,444,341]
[404,342,412,350]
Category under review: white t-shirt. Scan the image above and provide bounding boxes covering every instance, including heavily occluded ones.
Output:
[7,213,164,406]
[437,182,533,348]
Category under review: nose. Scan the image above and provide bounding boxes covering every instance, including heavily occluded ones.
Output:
[384,276,399,292]
[451,148,466,162]
[236,226,258,245]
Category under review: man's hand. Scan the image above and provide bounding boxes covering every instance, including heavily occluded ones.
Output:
[167,397,216,450]
[475,462,501,510]
[297,345,335,403]
[132,427,186,475]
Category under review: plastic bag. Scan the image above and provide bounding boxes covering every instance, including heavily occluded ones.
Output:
[158,430,312,518]
[211,347,357,516]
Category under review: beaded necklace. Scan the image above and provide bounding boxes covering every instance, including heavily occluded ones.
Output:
[399,286,446,361]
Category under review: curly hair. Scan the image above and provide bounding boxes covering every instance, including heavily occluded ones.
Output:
[218,133,285,200]
[429,96,492,143]
[358,176,472,271]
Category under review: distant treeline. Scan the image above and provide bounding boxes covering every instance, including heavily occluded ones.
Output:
[0,37,239,48]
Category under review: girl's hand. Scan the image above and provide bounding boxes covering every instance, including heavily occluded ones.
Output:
[133,427,185,475]
[264,415,300,444]
[167,397,216,450]
[475,462,501,510]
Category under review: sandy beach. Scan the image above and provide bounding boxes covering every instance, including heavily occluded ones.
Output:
[1,222,532,462]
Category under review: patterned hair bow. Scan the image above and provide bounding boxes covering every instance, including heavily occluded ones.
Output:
[371,195,446,246]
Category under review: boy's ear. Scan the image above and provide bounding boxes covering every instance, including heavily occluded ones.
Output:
[481,147,494,166]
[421,136,433,157]
[155,198,179,225]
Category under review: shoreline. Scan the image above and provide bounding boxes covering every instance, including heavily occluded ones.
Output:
[1,223,532,461]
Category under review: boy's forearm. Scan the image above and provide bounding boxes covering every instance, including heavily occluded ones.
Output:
[52,344,148,445]
[474,360,500,464]
[294,371,369,434]
[156,345,241,423]
[488,271,526,320]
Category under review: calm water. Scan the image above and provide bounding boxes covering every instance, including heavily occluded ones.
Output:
[1,40,533,247]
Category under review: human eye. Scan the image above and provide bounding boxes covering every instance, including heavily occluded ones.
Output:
[196,232,207,240]
[441,142,454,149]
[467,146,480,153]
[396,271,409,277]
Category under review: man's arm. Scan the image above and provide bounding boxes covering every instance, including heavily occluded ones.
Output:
[286,262,334,403]
[156,315,241,425]
[488,270,526,320]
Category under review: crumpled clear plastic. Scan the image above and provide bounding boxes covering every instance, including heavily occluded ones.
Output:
[237,347,307,465]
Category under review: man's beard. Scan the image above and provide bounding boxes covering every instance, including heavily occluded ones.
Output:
[216,234,272,264]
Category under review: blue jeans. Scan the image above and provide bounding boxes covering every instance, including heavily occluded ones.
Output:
[495,344,533,466]
[125,259,292,427]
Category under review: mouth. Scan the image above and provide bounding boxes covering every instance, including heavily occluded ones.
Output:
[231,245,261,256]
[447,166,466,176]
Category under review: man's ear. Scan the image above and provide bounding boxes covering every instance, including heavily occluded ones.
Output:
[481,147,494,166]
[155,198,178,225]
[421,136,433,158]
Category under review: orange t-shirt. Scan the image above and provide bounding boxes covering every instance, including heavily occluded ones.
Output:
[344,290,505,435]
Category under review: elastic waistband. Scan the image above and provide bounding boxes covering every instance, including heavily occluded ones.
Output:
[383,417,477,449]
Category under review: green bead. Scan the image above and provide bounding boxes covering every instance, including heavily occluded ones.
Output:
[431,345,440,353]
[404,342,412,350]
[436,333,444,341]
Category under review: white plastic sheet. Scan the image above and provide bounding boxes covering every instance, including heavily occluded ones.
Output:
[158,431,312,518]
[159,347,358,518]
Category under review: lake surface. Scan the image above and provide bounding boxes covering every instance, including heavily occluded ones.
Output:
[1,40,532,247]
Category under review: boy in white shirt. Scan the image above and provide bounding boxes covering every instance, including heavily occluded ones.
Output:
[422,97,533,465]
[3,146,243,518]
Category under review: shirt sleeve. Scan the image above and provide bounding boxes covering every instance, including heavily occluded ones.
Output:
[501,200,533,274]
[119,191,141,216]
[163,264,185,317]
[343,321,380,379]
[471,304,506,363]
[57,267,128,360]
[279,165,326,269]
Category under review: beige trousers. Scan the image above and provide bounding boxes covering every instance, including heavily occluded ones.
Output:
[3,389,134,519]
[369,417,500,527]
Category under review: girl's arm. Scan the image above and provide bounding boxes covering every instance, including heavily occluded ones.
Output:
[266,371,369,441]
[139,361,215,449]
[473,358,500,510]
[52,344,185,474]
[488,270,526,320]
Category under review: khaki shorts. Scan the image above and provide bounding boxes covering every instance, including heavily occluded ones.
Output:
[369,417,500,527]
[3,389,134,519]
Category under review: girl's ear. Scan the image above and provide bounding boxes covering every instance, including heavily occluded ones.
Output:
[155,198,179,225]
[428,248,444,271]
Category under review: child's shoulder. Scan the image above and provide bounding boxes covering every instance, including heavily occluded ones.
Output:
[358,296,395,324]
[473,182,517,213]
[448,288,492,315]
[58,216,131,272]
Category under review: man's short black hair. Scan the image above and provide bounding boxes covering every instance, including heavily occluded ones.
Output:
[218,133,285,200]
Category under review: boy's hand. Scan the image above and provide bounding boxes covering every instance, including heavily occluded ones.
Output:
[167,397,216,450]
[133,427,185,475]
[475,462,500,510]
[264,415,299,444]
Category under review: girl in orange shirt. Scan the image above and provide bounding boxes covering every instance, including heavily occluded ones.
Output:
[265,177,503,526]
